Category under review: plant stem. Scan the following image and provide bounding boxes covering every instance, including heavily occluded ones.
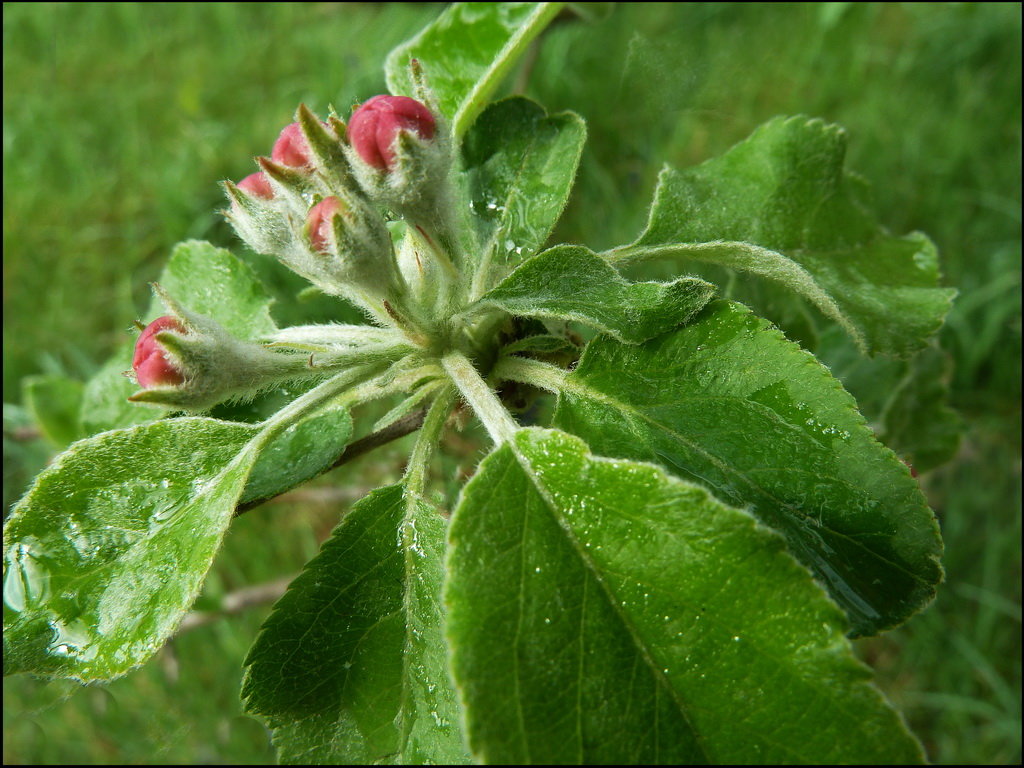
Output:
[233,362,445,516]
[442,350,518,444]
[404,386,456,496]
[259,363,388,438]
[234,408,429,517]
[175,575,295,635]
[599,243,642,266]
[337,361,443,409]
[490,355,569,393]
[468,235,498,302]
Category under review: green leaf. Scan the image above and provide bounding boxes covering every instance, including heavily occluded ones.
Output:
[480,245,715,344]
[81,354,162,435]
[609,116,955,357]
[3,418,261,680]
[880,346,963,472]
[22,375,85,449]
[243,485,468,765]
[240,404,353,506]
[816,327,963,473]
[463,97,586,284]
[386,2,564,137]
[80,240,277,435]
[500,334,579,357]
[447,427,925,764]
[157,240,277,338]
[552,300,943,635]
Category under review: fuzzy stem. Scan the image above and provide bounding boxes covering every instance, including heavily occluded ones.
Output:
[259,363,387,439]
[490,355,569,394]
[404,386,456,496]
[234,363,445,516]
[337,362,444,410]
[442,351,518,444]
[468,244,496,303]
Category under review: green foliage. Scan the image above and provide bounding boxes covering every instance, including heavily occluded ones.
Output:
[550,300,942,635]
[4,419,262,680]
[243,484,467,765]
[607,117,956,357]
[462,97,586,283]
[482,245,715,344]
[241,406,352,507]
[448,428,924,764]
[816,328,964,473]
[386,2,565,137]
[4,3,1011,765]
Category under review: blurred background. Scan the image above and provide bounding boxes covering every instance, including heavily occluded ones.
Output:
[3,2,1020,764]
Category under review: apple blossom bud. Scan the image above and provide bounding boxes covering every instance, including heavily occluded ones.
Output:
[306,196,346,253]
[349,95,436,171]
[236,171,274,199]
[272,122,313,168]
[128,287,316,411]
[133,316,186,388]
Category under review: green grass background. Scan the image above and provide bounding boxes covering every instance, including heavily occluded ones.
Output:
[3,2,1020,764]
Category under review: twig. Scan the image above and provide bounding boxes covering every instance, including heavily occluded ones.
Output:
[233,408,427,517]
[174,575,296,635]
[258,486,370,507]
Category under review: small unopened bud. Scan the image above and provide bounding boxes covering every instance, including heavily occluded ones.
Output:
[133,316,187,388]
[349,96,436,171]
[306,196,346,253]
[292,193,401,307]
[236,171,274,200]
[128,287,316,411]
[272,122,314,168]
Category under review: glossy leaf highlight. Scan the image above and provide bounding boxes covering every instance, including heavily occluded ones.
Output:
[3,418,261,680]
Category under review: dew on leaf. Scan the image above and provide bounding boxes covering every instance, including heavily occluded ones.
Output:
[3,541,52,612]
[46,617,97,662]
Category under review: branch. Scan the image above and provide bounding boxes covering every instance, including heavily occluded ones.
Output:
[175,575,296,635]
[233,408,428,517]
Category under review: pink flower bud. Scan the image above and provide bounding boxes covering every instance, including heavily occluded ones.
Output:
[236,171,274,199]
[272,122,313,168]
[133,316,186,388]
[306,197,346,253]
[349,95,436,170]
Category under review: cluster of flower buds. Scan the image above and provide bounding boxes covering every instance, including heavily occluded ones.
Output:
[224,90,451,323]
[134,80,454,412]
[129,286,313,410]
